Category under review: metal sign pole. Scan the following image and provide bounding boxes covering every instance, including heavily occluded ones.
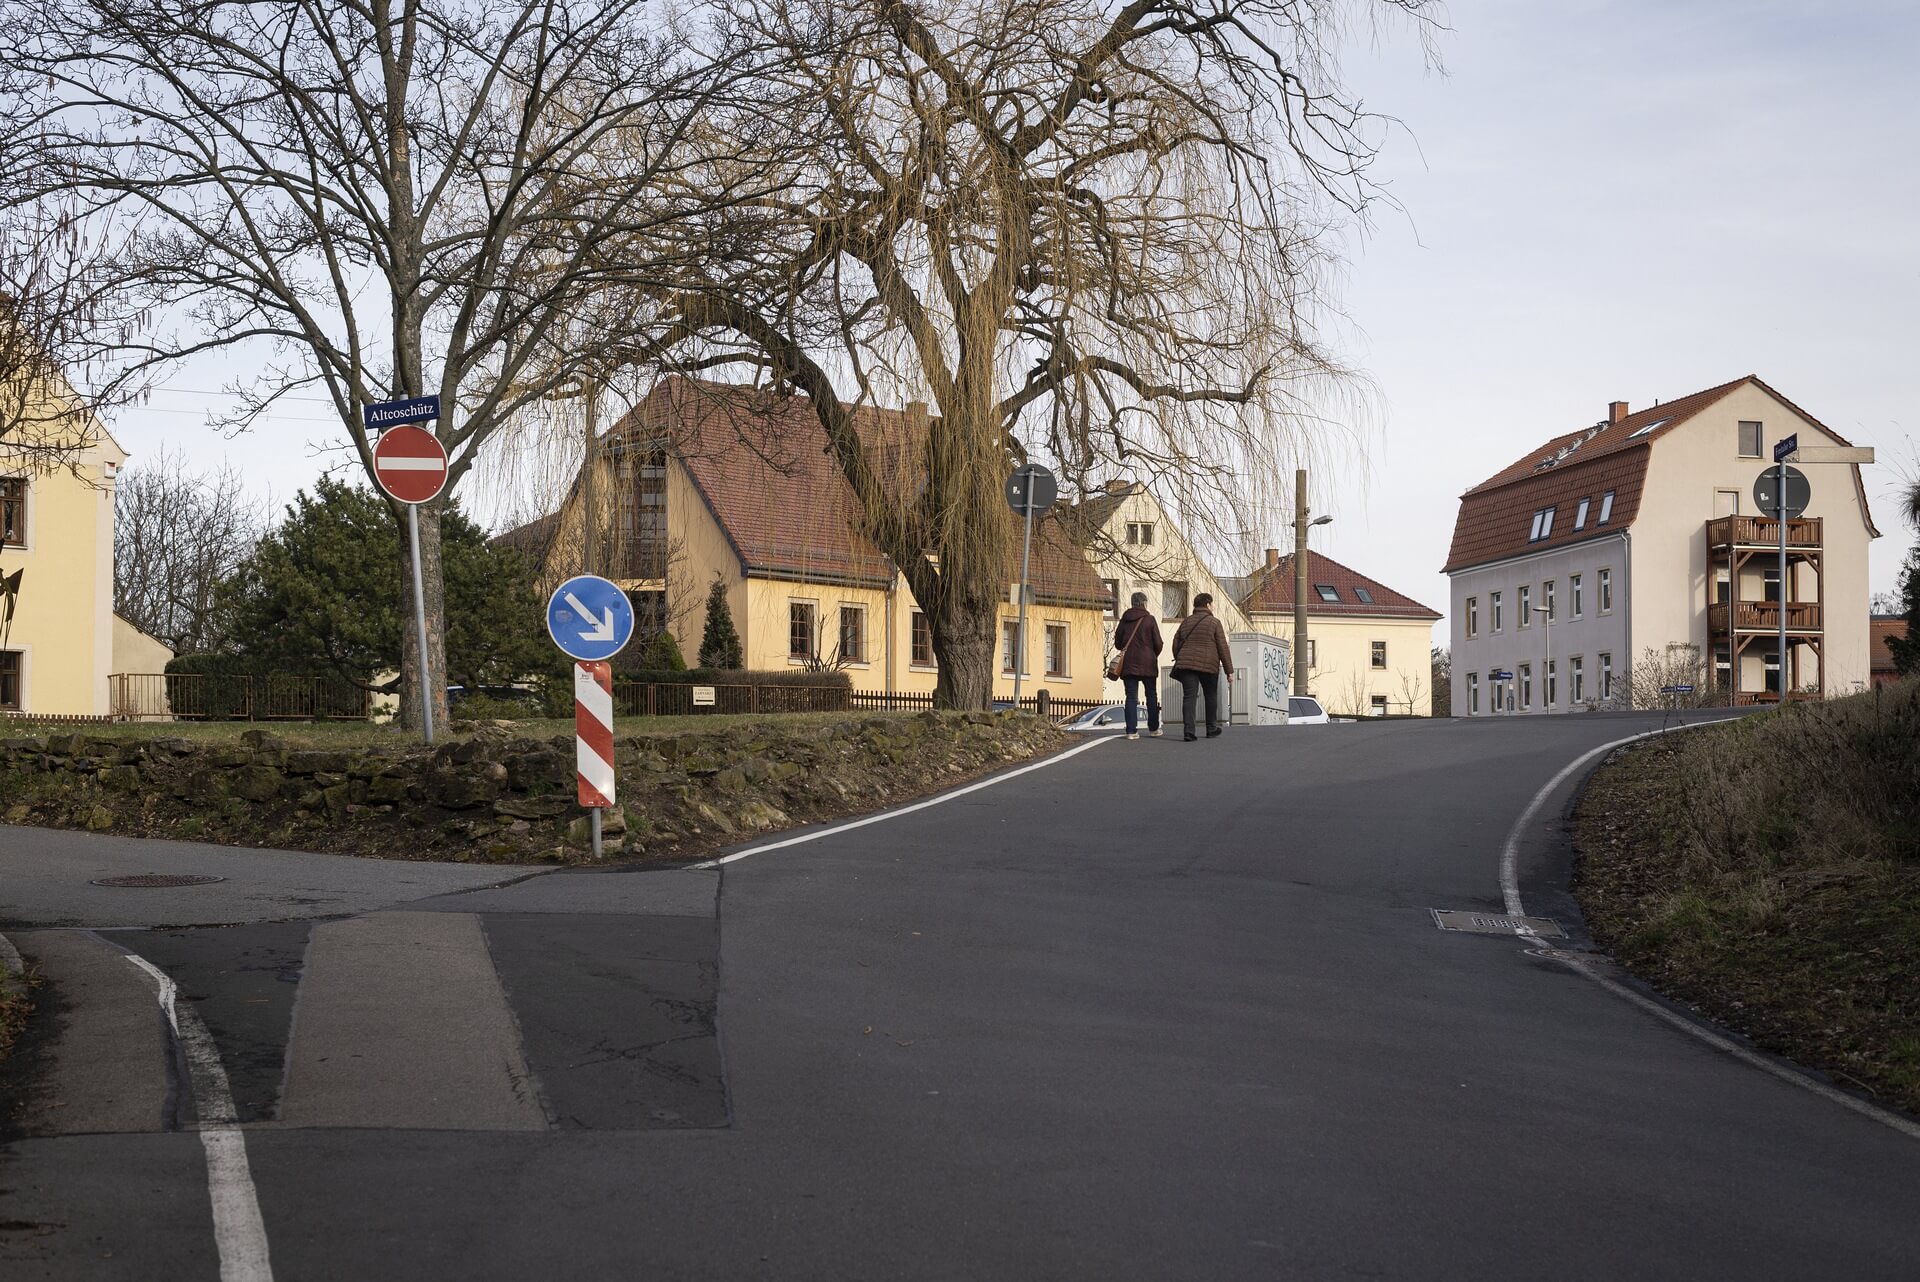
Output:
[1014,473,1034,705]
[407,501,434,745]
[1777,454,1788,702]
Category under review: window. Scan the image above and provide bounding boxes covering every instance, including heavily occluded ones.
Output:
[1001,620,1028,675]
[1570,574,1583,619]
[1543,580,1556,622]
[1546,659,1557,707]
[1100,578,1120,620]
[1599,652,1613,701]
[1491,591,1503,633]
[1353,587,1374,604]
[1519,663,1532,710]
[1306,639,1317,669]
[1370,695,1389,717]
[788,601,816,660]
[1764,648,1781,694]
[910,611,934,667]
[1518,585,1531,627]
[1573,498,1590,530]
[1371,640,1387,670]
[838,604,866,663]
[1467,672,1480,715]
[1598,568,1613,613]
[1714,566,1731,605]
[1162,580,1189,620]
[1714,643,1731,692]
[0,650,18,710]
[1315,584,1340,602]
[1597,491,1615,524]
[1738,421,1763,458]
[1763,566,1781,603]
[0,477,23,547]
[1126,522,1155,547]
[1529,506,1556,541]
[1044,623,1069,678]
[1466,597,1479,638]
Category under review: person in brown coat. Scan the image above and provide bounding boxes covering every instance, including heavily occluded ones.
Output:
[1111,591,1164,739]
[1169,593,1234,740]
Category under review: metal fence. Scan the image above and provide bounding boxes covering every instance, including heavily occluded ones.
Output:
[109,673,372,721]
[612,682,853,717]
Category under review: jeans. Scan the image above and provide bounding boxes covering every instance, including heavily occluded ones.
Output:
[1175,669,1221,737]
[1123,674,1160,735]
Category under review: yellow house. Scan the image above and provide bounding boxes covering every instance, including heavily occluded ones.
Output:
[1,408,129,718]
[1233,549,1441,716]
[502,378,1111,703]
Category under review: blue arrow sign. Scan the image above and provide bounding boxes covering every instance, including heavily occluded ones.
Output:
[1772,433,1797,463]
[364,395,442,429]
[546,574,635,662]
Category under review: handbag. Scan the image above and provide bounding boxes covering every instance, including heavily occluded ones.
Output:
[1107,613,1149,680]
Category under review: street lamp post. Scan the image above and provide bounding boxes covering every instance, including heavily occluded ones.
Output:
[1291,467,1333,697]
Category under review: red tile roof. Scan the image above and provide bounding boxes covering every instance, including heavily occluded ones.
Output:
[601,377,1110,609]
[1442,375,1878,574]
[1239,549,1440,620]
[1871,616,1906,675]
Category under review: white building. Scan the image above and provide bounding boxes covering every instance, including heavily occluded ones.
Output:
[1443,376,1879,715]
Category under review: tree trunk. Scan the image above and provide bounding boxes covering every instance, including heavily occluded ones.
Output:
[931,590,999,711]
[396,498,451,733]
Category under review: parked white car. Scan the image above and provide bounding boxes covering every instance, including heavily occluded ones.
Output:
[1285,696,1332,725]
[1062,704,1128,733]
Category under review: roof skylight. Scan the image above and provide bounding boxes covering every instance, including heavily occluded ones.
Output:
[1625,417,1669,439]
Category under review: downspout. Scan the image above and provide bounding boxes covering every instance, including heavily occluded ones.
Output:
[1621,530,1633,705]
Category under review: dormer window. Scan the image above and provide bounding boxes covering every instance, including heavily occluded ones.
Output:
[1597,491,1615,524]
[1573,498,1590,530]
[1315,584,1340,602]
[1529,507,1556,541]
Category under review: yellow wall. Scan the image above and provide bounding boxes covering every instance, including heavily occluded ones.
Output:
[1,424,124,717]
[1249,611,1437,716]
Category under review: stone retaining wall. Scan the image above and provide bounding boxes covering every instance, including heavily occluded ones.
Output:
[0,712,1067,864]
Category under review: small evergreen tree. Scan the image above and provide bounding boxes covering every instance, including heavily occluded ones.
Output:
[698,577,744,670]
[1888,543,1920,677]
[639,629,688,672]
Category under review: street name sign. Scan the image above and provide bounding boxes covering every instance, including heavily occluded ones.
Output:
[1490,669,1514,681]
[1753,465,1810,519]
[1789,445,1875,465]
[1661,684,1695,694]
[364,395,441,429]
[1773,433,1798,463]
[546,574,635,662]
[371,425,449,505]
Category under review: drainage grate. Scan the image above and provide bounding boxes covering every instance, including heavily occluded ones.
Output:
[1431,908,1566,938]
[90,874,226,889]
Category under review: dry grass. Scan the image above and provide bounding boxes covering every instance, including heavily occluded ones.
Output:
[6,710,909,750]
[0,961,34,1066]
[1574,680,1920,1113]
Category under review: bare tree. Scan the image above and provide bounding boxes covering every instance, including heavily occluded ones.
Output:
[666,0,1433,708]
[113,448,264,654]
[1428,645,1450,715]
[1618,644,1714,711]
[1,0,780,727]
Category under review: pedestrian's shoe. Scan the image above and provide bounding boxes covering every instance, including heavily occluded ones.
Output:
[1206,728,1224,738]
[1126,732,1139,741]
[1184,732,1198,741]
[1148,729,1164,738]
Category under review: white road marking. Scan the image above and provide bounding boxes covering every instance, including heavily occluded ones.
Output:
[1500,717,1920,1144]
[692,735,1114,868]
[126,955,276,1281]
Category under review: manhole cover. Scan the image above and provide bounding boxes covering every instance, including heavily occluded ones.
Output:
[1431,908,1566,938]
[90,874,226,889]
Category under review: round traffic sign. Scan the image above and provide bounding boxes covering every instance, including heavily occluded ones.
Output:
[1005,463,1057,517]
[546,574,636,662]
[372,425,449,504]
[1753,465,1810,519]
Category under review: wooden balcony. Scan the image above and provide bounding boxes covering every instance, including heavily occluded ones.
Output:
[1707,515,1822,550]
[1710,600,1823,634]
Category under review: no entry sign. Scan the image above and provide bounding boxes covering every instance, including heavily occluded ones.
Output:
[372,425,449,504]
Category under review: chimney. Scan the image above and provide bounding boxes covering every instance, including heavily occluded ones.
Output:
[1608,400,1630,424]
[1264,547,1280,570]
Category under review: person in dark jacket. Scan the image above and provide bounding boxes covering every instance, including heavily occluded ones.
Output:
[1169,593,1234,740]
[1111,591,1164,739]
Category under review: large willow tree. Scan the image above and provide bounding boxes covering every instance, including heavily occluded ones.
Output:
[670,0,1432,708]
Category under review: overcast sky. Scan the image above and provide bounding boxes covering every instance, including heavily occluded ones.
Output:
[108,0,1919,618]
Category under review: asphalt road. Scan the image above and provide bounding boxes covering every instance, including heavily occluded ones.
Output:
[3,711,1918,1280]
